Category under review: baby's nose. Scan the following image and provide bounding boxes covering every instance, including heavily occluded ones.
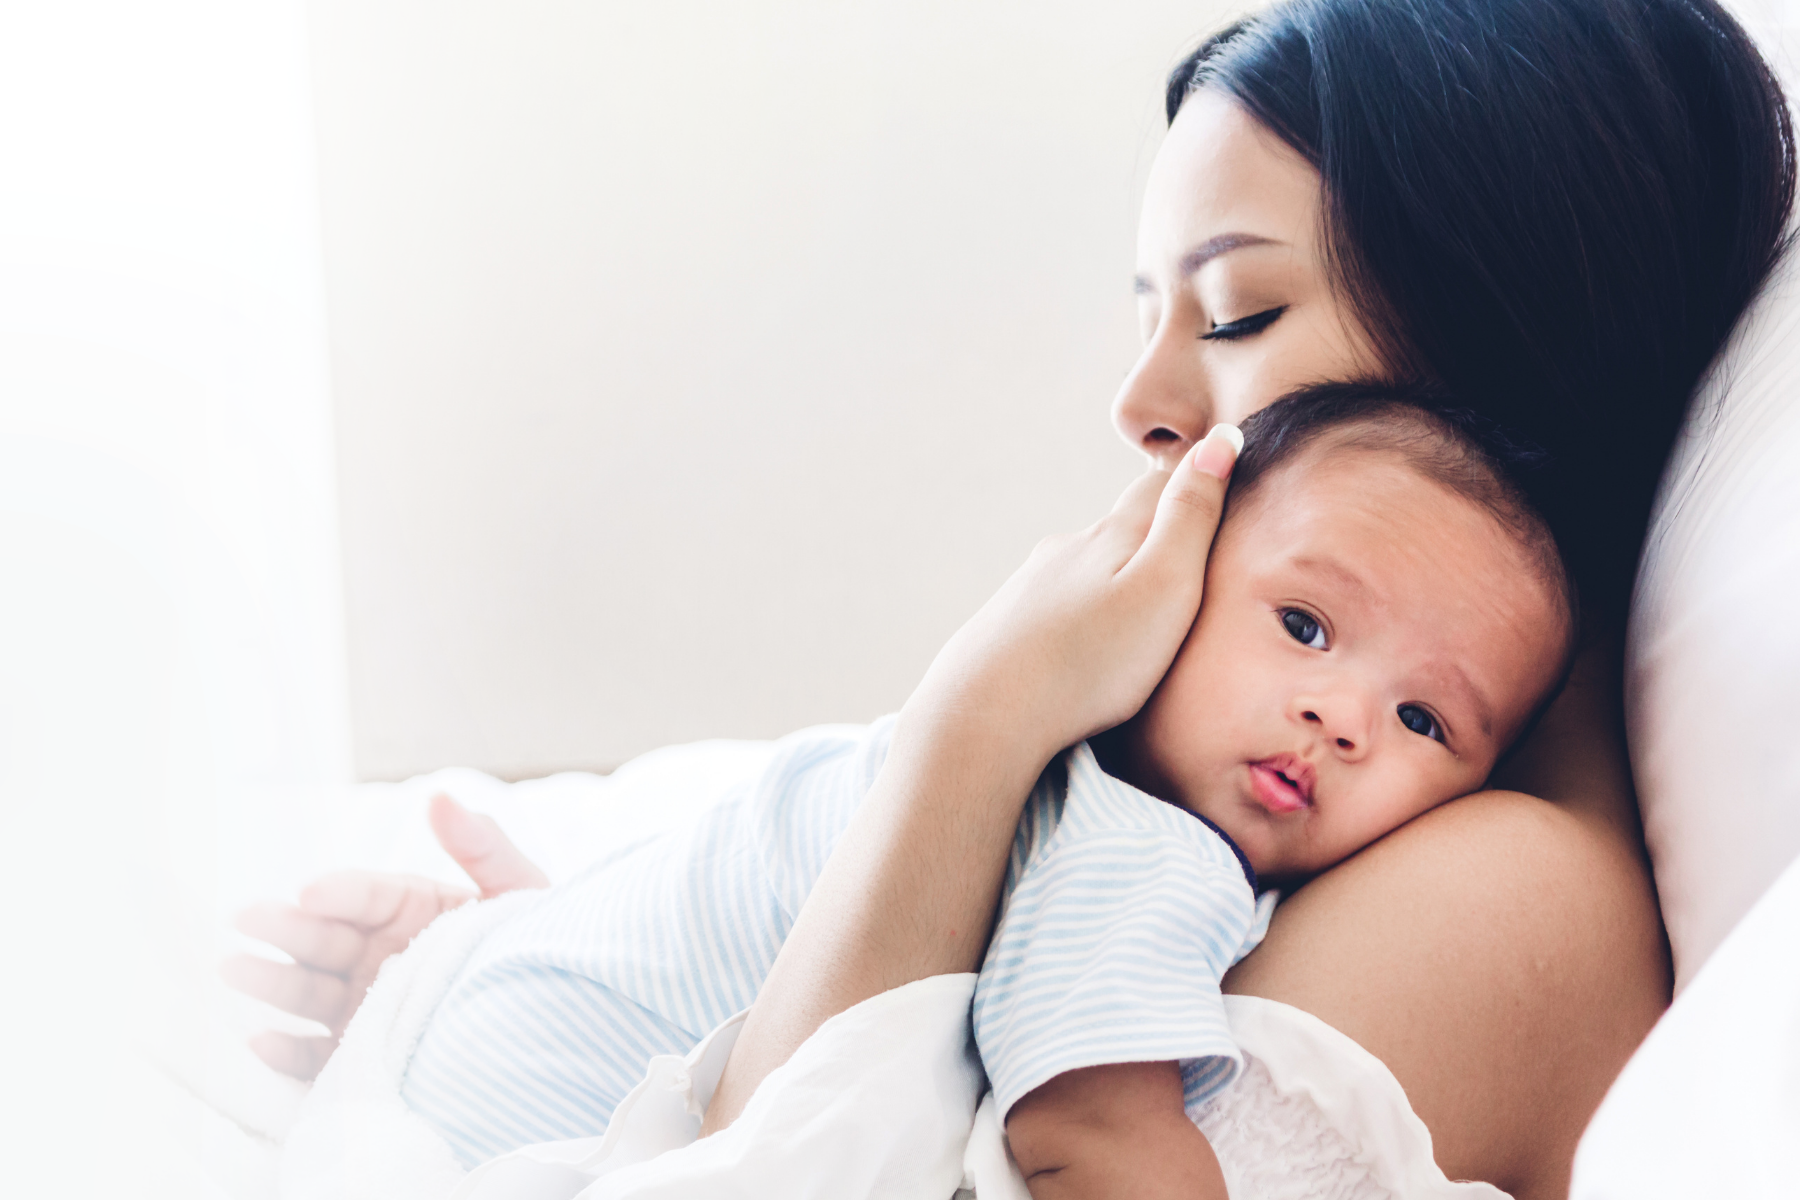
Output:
[1297,694,1373,758]
[1302,710,1357,753]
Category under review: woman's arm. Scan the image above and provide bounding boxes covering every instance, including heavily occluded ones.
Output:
[700,429,1242,1133]
[232,428,1240,1090]
[1223,639,1670,1200]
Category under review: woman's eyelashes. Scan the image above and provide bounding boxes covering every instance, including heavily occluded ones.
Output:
[1396,703,1446,744]
[1279,608,1327,649]
[1200,305,1287,341]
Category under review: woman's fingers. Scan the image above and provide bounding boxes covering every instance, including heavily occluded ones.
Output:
[234,903,367,975]
[1096,424,1239,567]
[1128,423,1240,582]
[427,794,551,897]
[247,1030,338,1082]
[1090,461,1173,549]
[1105,465,1174,523]
[219,954,353,1028]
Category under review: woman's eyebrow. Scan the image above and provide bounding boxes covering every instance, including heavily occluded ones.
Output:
[1133,233,1284,293]
[1179,233,1281,276]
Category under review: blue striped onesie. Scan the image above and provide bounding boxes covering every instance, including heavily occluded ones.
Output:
[402,718,1276,1167]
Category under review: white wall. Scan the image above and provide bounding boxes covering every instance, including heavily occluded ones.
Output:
[309,0,1250,779]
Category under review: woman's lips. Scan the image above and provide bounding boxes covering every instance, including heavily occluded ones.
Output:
[1247,757,1314,815]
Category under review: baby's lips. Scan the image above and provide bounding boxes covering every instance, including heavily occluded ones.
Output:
[1255,751,1315,802]
[1247,762,1311,815]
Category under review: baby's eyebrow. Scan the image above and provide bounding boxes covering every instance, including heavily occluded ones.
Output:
[1440,662,1495,741]
[1291,555,1372,600]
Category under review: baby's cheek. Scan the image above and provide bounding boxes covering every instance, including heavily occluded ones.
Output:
[1388,780,1464,835]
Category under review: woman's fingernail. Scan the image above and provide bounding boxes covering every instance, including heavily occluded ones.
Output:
[1191,423,1242,479]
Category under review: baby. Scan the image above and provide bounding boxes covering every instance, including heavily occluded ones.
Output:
[399,385,1574,1196]
[997,385,1573,1196]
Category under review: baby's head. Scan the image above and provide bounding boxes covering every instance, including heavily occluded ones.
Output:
[1115,384,1575,884]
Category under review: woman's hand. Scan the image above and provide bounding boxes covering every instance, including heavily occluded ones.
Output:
[222,794,548,1080]
[900,425,1244,769]
[701,427,1240,1133]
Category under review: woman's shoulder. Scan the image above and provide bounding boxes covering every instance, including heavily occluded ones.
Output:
[1224,788,1670,1199]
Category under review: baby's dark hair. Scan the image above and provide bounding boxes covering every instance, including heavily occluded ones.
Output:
[1228,381,1578,702]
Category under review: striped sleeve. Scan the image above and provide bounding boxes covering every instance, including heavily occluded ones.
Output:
[401,721,892,1167]
[971,742,1259,1120]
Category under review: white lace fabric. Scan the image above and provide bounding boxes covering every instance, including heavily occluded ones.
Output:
[1193,996,1510,1200]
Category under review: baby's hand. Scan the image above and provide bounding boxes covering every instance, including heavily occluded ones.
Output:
[1006,1061,1229,1200]
[901,427,1239,770]
[221,795,548,1080]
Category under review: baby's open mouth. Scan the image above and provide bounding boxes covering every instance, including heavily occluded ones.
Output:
[1248,756,1314,815]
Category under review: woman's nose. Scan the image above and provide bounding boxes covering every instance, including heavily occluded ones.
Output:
[1110,326,1212,468]
[1295,692,1373,761]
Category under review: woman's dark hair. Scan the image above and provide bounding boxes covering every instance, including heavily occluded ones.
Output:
[1168,0,1795,629]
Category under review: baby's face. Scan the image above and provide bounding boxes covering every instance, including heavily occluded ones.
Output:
[1116,443,1568,883]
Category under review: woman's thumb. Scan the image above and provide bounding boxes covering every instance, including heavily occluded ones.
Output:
[428,793,551,896]
[1136,423,1241,567]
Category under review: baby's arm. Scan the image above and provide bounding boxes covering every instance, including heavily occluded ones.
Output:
[1006,1061,1229,1200]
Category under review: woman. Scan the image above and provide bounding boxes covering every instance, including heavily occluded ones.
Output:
[232,0,1793,1194]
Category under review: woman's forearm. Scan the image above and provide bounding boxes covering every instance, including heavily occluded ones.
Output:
[700,709,1049,1133]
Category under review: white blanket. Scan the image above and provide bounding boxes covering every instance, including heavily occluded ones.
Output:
[229,740,1505,1200]
[279,888,1029,1200]
[277,878,1505,1200]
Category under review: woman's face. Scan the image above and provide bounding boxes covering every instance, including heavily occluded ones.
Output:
[1115,88,1385,467]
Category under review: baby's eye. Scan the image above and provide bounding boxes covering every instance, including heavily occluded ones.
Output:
[1397,703,1445,744]
[1280,609,1327,649]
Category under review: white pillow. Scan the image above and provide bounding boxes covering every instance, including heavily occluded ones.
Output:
[1570,851,1800,1197]
[1626,212,1800,992]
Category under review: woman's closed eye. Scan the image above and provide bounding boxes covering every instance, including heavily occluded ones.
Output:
[1200,305,1287,341]
[1396,703,1445,744]
[1280,608,1327,649]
